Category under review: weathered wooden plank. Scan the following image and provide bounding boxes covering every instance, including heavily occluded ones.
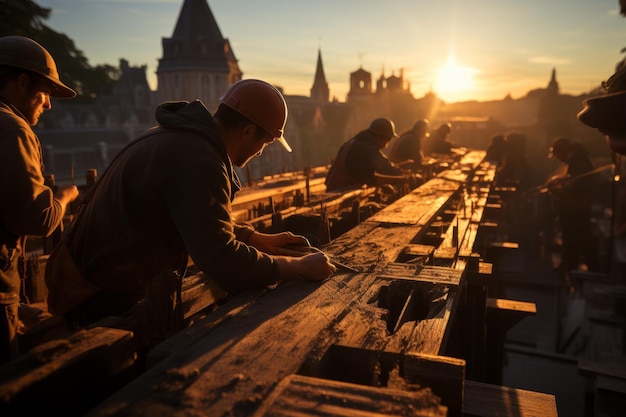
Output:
[463,380,558,417]
[486,297,536,334]
[367,187,457,225]
[579,359,626,381]
[324,224,426,273]
[0,327,135,414]
[232,176,326,206]
[403,353,465,416]
[86,273,381,417]
[251,374,447,417]
[180,272,229,318]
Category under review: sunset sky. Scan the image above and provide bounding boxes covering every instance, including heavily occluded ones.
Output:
[37,0,626,103]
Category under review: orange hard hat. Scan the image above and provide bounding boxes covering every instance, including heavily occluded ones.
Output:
[220,79,291,152]
[0,35,76,98]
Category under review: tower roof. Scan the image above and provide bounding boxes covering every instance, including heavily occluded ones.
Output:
[313,49,327,85]
[157,0,238,73]
[546,68,560,94]
[310,48,329,103]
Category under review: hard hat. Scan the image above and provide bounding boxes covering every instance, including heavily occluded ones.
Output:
[578,91,626,137]
[220,79,291,152]
[413,119,430,137]
[548,137,572,159]
[437,122,452,134]
[578,62,626,138]
[0,35,76,99]
[368,118,398,139]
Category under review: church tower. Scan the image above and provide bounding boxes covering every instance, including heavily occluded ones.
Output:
[156,0,242,109]
[347,67,373,101]
[546,68,560,95]
[310,49,329,104]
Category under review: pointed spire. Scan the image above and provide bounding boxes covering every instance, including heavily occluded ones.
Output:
[314,49,327,85]
[310,48,329,104]
[546,67,560,95]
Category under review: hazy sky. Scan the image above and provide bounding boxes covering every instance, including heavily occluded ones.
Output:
[37,0,626,103]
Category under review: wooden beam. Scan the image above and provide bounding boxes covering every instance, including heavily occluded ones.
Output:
[463,380,558,417]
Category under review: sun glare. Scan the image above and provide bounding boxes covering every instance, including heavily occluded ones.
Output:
[436,57,477,102]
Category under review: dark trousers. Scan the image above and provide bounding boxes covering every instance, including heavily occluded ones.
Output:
[0,294,20,365]
[560,207,598,271]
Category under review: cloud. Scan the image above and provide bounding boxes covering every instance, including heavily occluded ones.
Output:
[529,56,571,66]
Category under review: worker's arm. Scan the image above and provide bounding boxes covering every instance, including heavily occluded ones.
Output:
[247,231,310,255]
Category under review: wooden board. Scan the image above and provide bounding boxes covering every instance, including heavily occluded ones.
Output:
[251,374,447,417]
[463,380,558,417]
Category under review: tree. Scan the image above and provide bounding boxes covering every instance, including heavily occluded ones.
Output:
[0,0,119,102]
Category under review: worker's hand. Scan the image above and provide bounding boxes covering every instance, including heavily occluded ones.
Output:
[396,159,414,168]
[55,184,79,203]
[248,231,310,255]
[275,252,337,282]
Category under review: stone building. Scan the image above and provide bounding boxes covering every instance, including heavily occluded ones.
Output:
[156,0,242,108]
[34,0,606,187]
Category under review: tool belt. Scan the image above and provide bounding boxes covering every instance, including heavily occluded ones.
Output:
[0,226,19,273]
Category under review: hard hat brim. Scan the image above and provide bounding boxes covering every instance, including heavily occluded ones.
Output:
[46,75,76,99]
[578,91,626,137]
[277,135,292,152]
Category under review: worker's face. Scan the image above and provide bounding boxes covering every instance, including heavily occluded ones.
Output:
[376,136,392,150]
[552,149,567,163]
[234,125,276,167]
[14,74,52,126]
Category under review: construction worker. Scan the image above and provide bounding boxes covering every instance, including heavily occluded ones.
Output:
[578,59,626,280]
[387,119,430,173]
[544,137,599,272]
[423,122,455,156]
[325,118,411,192]
[0,35,79,364]
[45,79,336,329]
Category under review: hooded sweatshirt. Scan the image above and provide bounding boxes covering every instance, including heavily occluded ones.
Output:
[59,100,277,314]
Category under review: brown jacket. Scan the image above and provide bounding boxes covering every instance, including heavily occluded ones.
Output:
[0,99,63,298]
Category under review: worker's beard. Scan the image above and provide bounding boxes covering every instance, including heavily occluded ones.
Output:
[235,149,264,168]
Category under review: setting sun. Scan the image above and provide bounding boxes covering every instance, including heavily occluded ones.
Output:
[436,57,478,102]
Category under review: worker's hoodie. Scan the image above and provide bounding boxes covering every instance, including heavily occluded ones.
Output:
[48,100,277,318]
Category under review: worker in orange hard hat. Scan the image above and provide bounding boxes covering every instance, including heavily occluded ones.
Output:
[45,79,336,332]
[0,35,79,364]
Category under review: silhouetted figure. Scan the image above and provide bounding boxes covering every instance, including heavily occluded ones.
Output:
[496,132,532,192]
[387,119,430,173]
[545,137,599,272]
[578,56,626,282]
[485,134,506,165]
[578,57,626,156]
[325,118,410,191]
[423,122,454,156]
